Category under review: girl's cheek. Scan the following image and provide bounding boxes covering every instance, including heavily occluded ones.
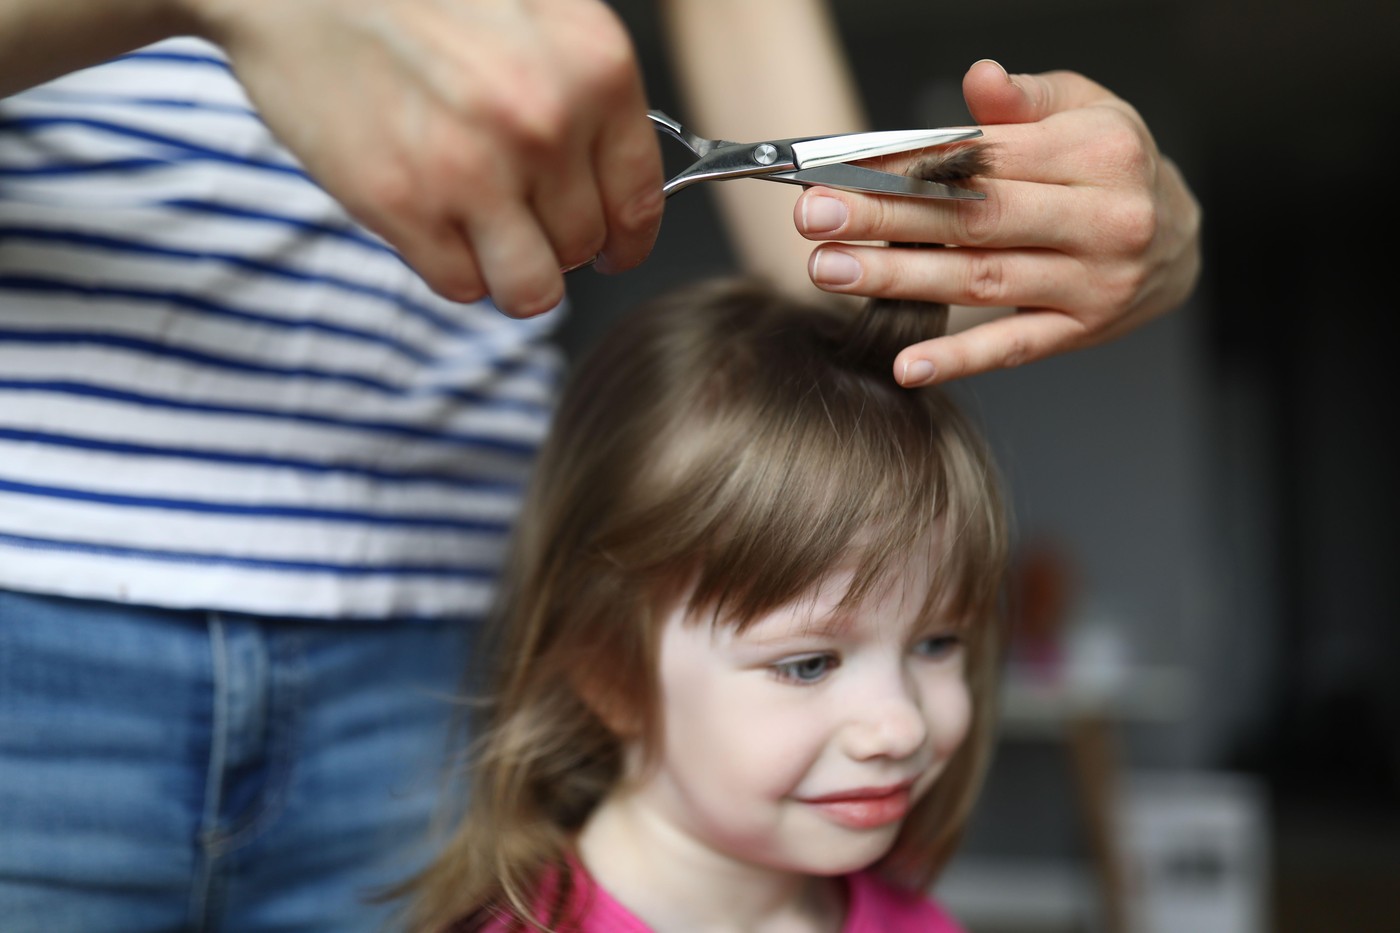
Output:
[931,680,973,758]
[735,707,824,782]
[741,707,807,755]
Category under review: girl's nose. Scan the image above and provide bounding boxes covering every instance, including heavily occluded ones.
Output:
[841,678,930,762]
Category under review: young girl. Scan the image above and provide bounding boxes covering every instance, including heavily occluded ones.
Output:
[399,151,1007,932]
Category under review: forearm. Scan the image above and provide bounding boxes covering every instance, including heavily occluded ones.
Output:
[660,0,867,297]
[0,0,204,98]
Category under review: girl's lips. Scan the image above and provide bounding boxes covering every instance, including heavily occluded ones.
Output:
[797,783,915,830]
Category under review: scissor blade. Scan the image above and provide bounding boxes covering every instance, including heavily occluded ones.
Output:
[775,164,985,200]
[789,127,983,169]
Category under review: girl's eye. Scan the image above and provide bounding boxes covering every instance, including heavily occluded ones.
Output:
[915,634,963,660]
[770,653,838,685]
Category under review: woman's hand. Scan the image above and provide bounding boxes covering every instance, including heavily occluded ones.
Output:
[794,60,1202,386]
[191,0,666,316]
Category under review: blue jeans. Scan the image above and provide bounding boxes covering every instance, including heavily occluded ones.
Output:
[0,589,474,933]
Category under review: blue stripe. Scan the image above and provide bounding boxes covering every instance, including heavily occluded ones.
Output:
[0,225,472,337]
[0,427,524,491]
[0,475,510,531]
[0,329,551,413]
[0,115,307,178]
[0,529,495,578]
[110,50,234,73]
[0,157,173,177]
[0,381,542,455]
[0,274,435,363]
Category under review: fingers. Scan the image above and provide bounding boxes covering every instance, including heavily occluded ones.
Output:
[531,139,608,274]
[962,60,1120,126]
[959,63,1156,189]
[592,103,666,275]
[796,178,1100,251]
[346,146,489,304]
[554,1,664,276]
[216,0,665,317]
[790,58,1199,387]
[892,312,1092,387]
[467,198,567,318]
[807,241,1090,314]
[378,215,487,305]
[960,59,1038,125]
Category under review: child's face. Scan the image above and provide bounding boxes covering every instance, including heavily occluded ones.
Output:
[628,552,971,877]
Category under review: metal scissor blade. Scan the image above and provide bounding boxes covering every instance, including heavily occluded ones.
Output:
[773,163,985,200]
[647,109,722,156]
[789,127,983,169]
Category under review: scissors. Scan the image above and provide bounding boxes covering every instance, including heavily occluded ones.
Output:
[563,112,985,272]
[646,109,986,201]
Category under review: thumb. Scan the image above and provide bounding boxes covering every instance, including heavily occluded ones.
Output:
[962,61,1109,125]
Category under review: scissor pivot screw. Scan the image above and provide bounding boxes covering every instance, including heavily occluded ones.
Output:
[752,144,779,166]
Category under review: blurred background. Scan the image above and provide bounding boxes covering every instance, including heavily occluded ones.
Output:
[563,2,1399,931]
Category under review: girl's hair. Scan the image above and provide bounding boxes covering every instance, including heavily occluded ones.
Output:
[400,148,1008,933]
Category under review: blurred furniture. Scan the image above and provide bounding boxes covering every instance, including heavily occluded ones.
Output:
[938,664,1191,933]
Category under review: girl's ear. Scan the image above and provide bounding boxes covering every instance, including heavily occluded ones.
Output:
[573,583,687,744]
[572,666,644,741]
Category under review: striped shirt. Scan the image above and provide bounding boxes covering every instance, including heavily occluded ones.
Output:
[0,39,564,621]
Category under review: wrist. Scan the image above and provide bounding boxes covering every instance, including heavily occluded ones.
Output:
[165,0,241,45]
[0,0,203,98]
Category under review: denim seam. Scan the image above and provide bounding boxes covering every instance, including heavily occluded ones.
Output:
[190,611,231,930]
[213,624,303,852]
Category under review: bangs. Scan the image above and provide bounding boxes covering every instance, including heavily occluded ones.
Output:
[581,283,1006,635]
[684,346,1004,633]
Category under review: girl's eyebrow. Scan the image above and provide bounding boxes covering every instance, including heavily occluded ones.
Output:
[742,613,854,645]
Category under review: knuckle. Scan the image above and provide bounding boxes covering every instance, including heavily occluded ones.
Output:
[493,89,569,155]
[611,182,664,238]
[526,96,571,151]
[583,34,638,93]
[1106,191,1159,256]
[355,161,436,232]
[586,8,637,66]
[938,342,970,380]
[858,194,894,239]
[1000,333,1033,369]
[955,193,1002,247]
[1103,263,1149,315]
[964,252,1007,305]
[866,249,904,296]
[1094,114,1152,178]
[360,163,421,223]
[457,62,570,156]
[427,139,491,192]
[561,8,638,97]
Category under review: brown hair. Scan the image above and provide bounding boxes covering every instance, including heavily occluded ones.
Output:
[398,149,1007,933]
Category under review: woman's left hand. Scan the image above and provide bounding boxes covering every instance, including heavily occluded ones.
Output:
[794,61,1202,387]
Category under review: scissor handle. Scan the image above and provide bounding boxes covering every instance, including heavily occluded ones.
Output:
[648,110,802,197]
[647,110,713,157]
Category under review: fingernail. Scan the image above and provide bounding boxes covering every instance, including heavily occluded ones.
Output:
[810,248,861,286]
[801,195,847,234]
[561,254,598,274]
[901,359,936,386]
[973,58,1011,83]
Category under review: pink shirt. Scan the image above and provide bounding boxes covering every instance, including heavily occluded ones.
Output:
[475,865,965,932]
